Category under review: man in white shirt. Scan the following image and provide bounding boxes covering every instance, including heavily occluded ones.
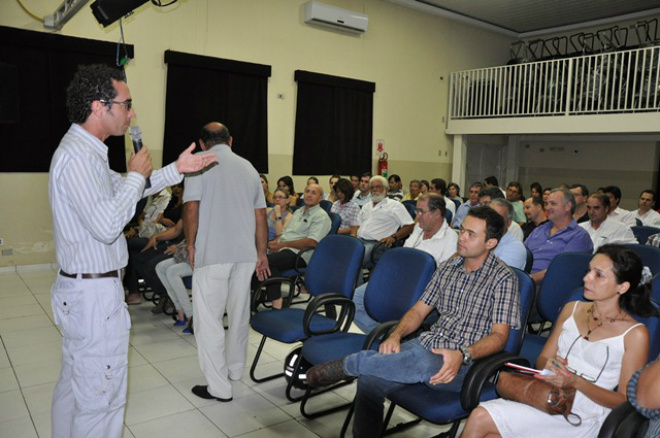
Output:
[430,178,457,218]
[357,175,415,263]
[48,64,216,438]
[635,190,660,227]
[352,193,458,333]
[603,185,637,227]
[479,187,524,241]
[580,193,637,252]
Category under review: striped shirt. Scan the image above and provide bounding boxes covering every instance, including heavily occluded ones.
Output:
[330,200,360,229]
[49,124,182,274]
[418,251,521,350]
[627,356,660,438]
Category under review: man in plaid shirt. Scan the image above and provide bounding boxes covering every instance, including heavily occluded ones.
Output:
[307,206,521,438]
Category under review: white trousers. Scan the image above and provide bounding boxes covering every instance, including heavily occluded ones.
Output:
[193,262,255,399]
[155,258,194,318]
[51,274,130,438]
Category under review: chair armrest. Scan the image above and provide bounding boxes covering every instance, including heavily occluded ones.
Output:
[251,277,295,311]
[362,321,399,350]
[460,353,530,411]
[303,294,355,337]
[293,247,314,274]
[598,402,648,438]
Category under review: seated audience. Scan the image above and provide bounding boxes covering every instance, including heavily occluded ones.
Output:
[307,176,319,185]
[627,354,660,438]
[603,186,637,227]
[580,193,637,251]
[521,196,547,241]
[635,189,660,227]
[484,175,506,198]
[430,178,457,217]
[505,181,526,224]
[387,174,404,201]
[324,174,340,202]
[461,244,654,438]
[155,240,193,331]
[453,182,482,229]
[543,187,552,204]
[356,176,415,263]
[420,179,430,195]
[350,174,360,190]
[525,188,593,285]
[480,188,523,241]
[352,172,372,207]
[489,198,527,270]
[306,207,521,438]
[260,174,273,204]
[253,183,331,309]
[530,182,543,199]
[266,188,293,241]
[277,175,299,207]
[352,193,458,333]
[448,182,463,207]
[330,178,360,235]
[402,179,422,201]
[570,184,590,223]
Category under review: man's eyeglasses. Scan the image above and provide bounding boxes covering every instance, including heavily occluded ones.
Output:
[100,99,133,111]
[564,334,609,383]
[416,208,432,215]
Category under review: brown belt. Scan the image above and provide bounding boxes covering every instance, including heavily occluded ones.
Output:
[59,270,119,279]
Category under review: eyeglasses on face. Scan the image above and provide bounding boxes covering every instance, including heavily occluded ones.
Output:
[100,99,133,110]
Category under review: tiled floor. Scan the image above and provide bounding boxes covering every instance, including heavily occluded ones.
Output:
[0,268,456,438]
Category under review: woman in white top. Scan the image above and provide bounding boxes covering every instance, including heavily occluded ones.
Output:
[461,244,656,438]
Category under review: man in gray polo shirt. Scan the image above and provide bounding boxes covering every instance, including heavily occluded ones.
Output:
[254,183,331,309]
[184,122,269,402]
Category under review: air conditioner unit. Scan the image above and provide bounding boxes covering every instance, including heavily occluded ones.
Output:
[304,1,368,34]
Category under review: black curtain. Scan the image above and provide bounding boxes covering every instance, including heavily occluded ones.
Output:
[163,50,270,172]
[293,70,374,175]
[0,26,134,172]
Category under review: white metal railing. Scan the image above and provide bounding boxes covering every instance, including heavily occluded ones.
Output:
[449,45,660,119]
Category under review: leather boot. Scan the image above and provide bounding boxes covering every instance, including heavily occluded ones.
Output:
[306,358,347,388]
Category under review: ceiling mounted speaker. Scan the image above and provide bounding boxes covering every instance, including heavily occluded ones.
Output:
[91,0,150,27]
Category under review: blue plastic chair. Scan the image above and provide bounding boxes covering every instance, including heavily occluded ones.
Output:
[319,199,333,213]
[328,211,342,235]
[295,248,437,418]
[249,235,364,397]
[631,226,660,245]
[371,268,536,438]
[624,243,660,275]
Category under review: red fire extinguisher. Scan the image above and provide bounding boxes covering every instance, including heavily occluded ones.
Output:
[378,152,388,177]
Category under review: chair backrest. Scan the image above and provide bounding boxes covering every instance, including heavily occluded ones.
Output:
[524,246,534,274]
[624,243,660,275]
[303,235,364,299]
[504,268,536,354]
[363,248,436,323]
[319,199,333,213]
[631,226,660,245]
[536,251,593,323]
[402,202,417,219]
[327,212,342,235]
[445,209,453,224]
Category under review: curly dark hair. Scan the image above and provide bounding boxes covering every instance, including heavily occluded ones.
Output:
[66,64,126,124]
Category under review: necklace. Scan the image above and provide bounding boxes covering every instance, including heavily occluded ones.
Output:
[584,304,622,340]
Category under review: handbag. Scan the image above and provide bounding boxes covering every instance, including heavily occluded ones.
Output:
[496,371,582,426]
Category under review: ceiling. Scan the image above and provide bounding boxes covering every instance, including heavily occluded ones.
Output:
[386,0,660,38]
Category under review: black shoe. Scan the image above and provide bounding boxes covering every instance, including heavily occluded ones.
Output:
[191,385,232,402]
[306,358,347,388]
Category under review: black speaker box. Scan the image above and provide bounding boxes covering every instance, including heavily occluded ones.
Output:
[91,0,150,27]
[0,62,19,124]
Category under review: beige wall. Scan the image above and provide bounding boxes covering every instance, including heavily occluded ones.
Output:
[0,0,513,267]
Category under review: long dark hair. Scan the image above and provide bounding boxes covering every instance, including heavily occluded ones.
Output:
[595,244,658,318]
[277,176,295,196]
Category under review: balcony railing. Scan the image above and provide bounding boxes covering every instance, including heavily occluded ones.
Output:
[449,45,660,119]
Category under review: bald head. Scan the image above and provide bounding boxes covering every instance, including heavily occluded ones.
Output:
[304,183,324,208]
[200,122,231,150]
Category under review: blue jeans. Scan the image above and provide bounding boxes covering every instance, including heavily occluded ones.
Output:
[344,338,469,438]
[352,282,378,333]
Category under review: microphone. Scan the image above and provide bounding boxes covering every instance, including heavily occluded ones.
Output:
[128,125,151,189]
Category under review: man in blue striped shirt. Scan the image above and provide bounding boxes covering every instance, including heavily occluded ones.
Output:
[48,64,216,438]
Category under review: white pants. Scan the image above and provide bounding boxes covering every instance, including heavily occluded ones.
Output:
[155,258,194,318]
[51,274,130,438]
[193,262,255,399]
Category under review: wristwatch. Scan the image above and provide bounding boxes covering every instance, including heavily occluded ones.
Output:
[390,233,397,240]
[460,346,473,365]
